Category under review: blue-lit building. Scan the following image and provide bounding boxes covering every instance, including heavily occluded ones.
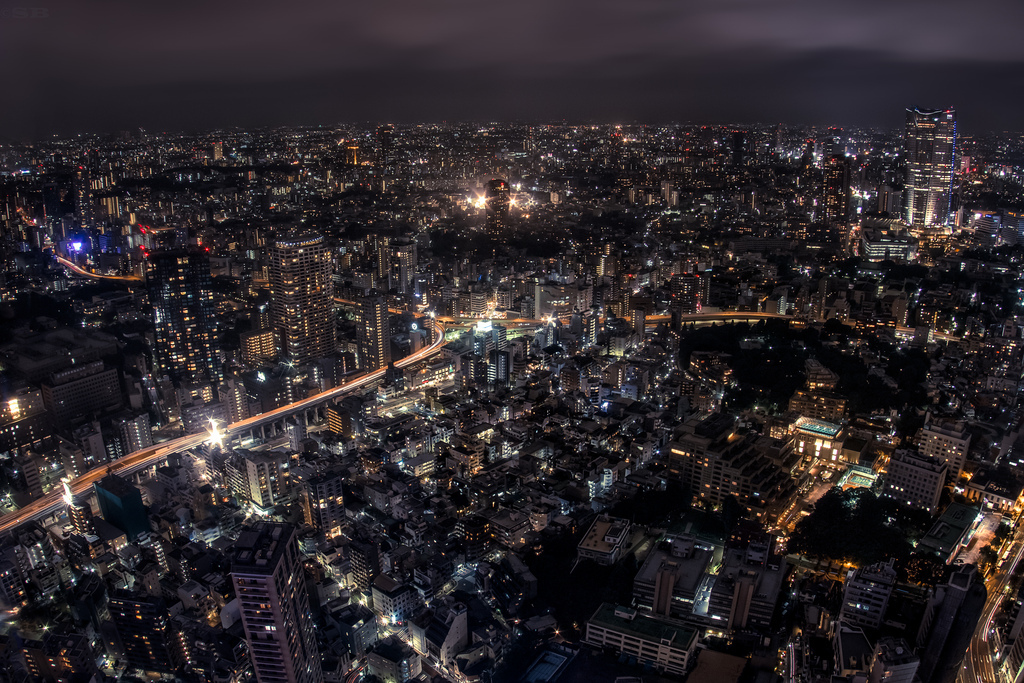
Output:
[94,474,149,540]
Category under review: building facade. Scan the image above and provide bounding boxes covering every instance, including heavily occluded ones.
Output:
[269,234,335,364]
[146,248,222,387]
[904,107,957,228]
[229,522,323,683]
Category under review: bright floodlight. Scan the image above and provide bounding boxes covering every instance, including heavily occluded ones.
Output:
[62,479,74,506]
[207,418,225,450]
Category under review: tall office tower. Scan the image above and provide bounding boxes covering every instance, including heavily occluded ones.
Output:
[229,522,322,683]
[472,320,506,357]
[73,167,94,231]
[108,590,189,674]
[917,564,986,683]
[823,154,851,241]
[376,124,394,177]
[731,130,747,167]
[146,248,222,387]
[42,360,122,428]
[904,107,957,228]
[358,293,391,371]
[484,179,510,235]
[94,474,149,540]
[212,141,224,161]
[269,234,335,364]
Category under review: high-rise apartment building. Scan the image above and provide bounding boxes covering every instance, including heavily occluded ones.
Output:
[302,467,346,539]
[484,179,510,235]
[269,234,335,364]
[358,293,391,371]
[241,328,279,365]
[116,412,153,454]
[229,450,290,514]
[146,248,222,387]
[904,107,957,228]
[108,590,190,674]
[823,154,851,241]
[73,167,94,231]
[229,522,322,683]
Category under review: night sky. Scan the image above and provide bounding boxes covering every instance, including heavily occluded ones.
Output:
[2,0,1023,139]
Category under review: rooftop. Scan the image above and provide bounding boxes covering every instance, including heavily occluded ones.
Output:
[228,522,295,575]
[794,417,842,438]
[588,603,697,649]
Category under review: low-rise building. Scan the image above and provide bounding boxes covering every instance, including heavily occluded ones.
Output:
[577,515,630,566]
[584,603,698,676]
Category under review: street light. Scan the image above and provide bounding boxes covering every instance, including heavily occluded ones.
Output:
[207,418,225,450]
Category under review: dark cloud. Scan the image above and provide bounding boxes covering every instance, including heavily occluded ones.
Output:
[1,0,1022,138]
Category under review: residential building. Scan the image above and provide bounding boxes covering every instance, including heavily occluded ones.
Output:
[881,449,947,512]
[269,234,335,364]
[917,418,971,479]
[108,590,189,675]
[229,522,323,683]
[145,248,222,387]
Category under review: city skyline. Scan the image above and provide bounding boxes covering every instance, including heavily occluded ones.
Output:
[0,110,1023,682]
[2,0,1024,139]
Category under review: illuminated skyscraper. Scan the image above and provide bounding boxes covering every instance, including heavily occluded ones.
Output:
[146,248,222,387]
[823,154,851,241]
[229,522,323,683]
[904,107,956,228]
[484,179,510,234]
[73,167,94,231]
[731,130,747,167]
[108,590,190,674]
[269,234,335,364]
[358,293,391,371]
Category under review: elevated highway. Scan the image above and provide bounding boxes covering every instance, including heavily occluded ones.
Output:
[0,319,446,534]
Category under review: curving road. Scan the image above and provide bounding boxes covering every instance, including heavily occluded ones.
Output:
[960,522,1024,683]
[56,256,143,283]
[0,319,446,535]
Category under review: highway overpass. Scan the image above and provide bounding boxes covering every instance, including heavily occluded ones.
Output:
[0,318,446,534]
